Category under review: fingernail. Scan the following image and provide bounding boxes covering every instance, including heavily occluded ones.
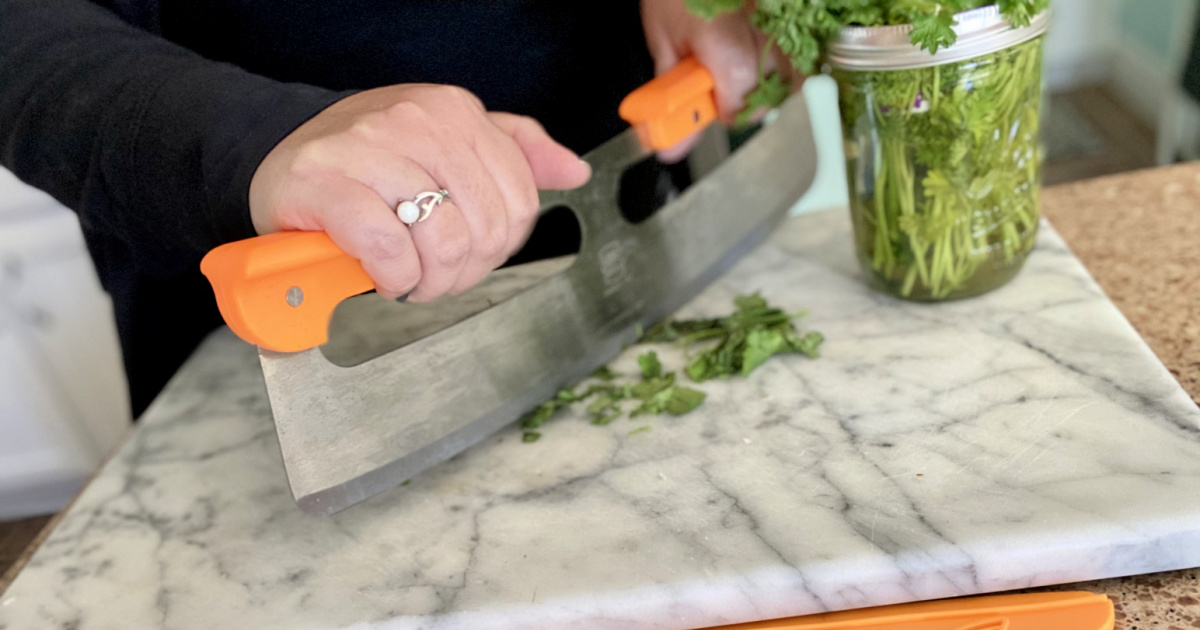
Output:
[395,293,409,303]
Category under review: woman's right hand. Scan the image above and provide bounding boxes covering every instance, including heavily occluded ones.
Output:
[248,84,591,302]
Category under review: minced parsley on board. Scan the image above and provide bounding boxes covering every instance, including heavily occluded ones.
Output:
[519,293,822,443]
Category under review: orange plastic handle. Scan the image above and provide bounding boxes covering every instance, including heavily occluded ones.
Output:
[201,58,717,352]
[707,591,1113,630]
[619,56,717,151]
[200,231,373,352]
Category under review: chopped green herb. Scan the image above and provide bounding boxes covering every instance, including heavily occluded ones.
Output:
[590,411,620,426]
[590,366,617,381]
[519,293,821,443]
[664,386,707,416]
[646,292,822,382]
[628,426,653,436]
[742,328,786,376]
[637,351,663,379]
[631,372,675,401]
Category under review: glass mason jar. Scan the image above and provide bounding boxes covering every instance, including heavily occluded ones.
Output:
[828,7,1050,301]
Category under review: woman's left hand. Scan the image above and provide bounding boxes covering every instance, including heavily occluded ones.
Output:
[640,0,769,162]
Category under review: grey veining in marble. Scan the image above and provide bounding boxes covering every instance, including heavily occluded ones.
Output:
[3,209,1199,630]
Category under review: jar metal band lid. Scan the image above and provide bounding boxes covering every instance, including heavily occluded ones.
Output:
[827,5,1051,71]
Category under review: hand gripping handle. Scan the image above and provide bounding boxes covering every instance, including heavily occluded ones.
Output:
[200,58,717,352]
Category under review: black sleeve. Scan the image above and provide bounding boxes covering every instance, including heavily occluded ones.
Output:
[0,0,347,276]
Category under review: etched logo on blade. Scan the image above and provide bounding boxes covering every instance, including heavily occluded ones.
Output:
[597,238,638,296]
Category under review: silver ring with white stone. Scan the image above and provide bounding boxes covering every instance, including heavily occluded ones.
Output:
[397,189,450,226]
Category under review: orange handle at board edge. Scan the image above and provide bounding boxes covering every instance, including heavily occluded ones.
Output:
[200,58,718,352]
[706,591,1113,630]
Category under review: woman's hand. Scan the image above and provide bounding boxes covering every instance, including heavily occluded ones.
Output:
[248,84,590,302]
[640,0,769,162]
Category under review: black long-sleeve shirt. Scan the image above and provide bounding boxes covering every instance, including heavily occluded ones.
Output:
[0,0,653,417]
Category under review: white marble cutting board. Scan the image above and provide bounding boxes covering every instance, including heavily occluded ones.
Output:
[3,209,1199,630]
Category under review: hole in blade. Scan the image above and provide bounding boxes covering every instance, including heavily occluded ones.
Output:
[320,206,582,367]
[504,205,580,266]
[617,156,694,225]
[616,125,743,225]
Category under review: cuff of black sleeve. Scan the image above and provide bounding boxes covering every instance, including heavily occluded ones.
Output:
[126,59,352,262]
[200,71,353,246]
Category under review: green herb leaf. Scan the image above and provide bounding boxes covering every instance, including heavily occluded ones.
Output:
[736,72,790,127]
[742,328,787,376]
[590,411,620,426]
[631,373,676,401]
[734,292,769,311]
[590,366,617,381]
[519,400,562,430]
[587,394,617,415]
[997,0,1049,28]
[628,426,653,436]
[909,8,957,54]
[637,351,663,379]
[686,355,711,381]
[664,386,707,415]
[786,330,824,358]
[522,431,542,443]
[684,0,745,19]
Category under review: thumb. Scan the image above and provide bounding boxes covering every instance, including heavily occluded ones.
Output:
[488,113,592,190]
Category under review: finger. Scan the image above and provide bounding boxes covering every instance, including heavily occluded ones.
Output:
[404,195,473,302]
[283,174,423,300]
[488,113,591,190]
[346,119,509,298]
[442,148,512,295]
[644,25,682,76]
[692,15,761,124]
[404,134,511,296]
[475,121,542,259]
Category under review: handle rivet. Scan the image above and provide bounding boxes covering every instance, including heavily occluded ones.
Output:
[286,286,304,308]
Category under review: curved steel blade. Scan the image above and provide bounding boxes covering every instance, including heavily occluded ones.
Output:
[259,93,818,515]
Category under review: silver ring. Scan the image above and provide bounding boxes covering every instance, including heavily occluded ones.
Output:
[397,189,450,226]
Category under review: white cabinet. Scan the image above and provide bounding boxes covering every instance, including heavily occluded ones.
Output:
[0,167,130,520]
